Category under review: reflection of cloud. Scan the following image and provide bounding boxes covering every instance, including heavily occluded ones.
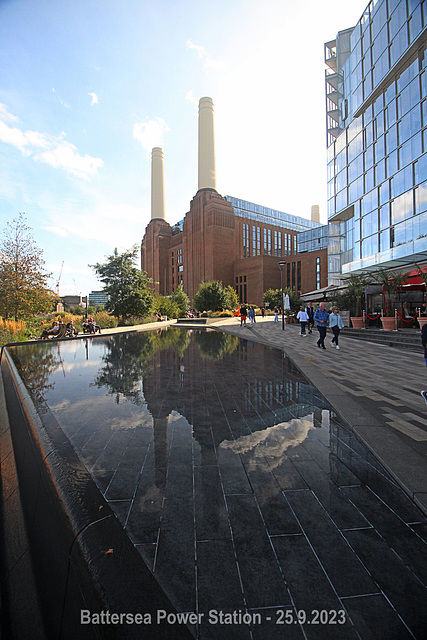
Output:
[133,117,170,153]
[219,416,315,472]
[50,393,153,432]
[61,360,102,373]
[0,103,103,179]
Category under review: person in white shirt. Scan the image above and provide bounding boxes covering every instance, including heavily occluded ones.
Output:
[297,307,309,336]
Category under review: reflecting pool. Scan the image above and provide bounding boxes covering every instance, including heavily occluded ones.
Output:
[8,327,427,639]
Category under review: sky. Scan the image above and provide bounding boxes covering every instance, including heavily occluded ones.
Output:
[0,0,368,296]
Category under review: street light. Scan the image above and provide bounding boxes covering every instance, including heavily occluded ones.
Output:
[278,261,286,331]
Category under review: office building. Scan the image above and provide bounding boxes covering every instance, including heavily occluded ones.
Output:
[325,0,427,284]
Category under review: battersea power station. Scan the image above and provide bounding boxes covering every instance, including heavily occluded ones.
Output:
[141,97,327,305]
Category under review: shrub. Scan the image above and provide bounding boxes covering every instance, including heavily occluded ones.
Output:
[94,311,118,329]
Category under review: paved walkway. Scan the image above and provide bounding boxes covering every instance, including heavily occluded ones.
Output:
[208,317,427,515]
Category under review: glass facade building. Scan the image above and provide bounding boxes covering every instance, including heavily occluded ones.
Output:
[226,196,321,233]
[326,0,427,283]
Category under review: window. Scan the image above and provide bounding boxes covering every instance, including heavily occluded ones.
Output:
[243,223,248,258]
[316,258,321,289]
[177,248,183,264]
[297,261,301,291]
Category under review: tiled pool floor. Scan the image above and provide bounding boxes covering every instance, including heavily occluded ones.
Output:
[8,328,427,639]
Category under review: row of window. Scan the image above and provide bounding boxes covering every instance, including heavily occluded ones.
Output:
[242,223,296,258]
[346,0,425,120]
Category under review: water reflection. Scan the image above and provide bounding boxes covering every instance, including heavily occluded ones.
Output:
[6,328,425,637]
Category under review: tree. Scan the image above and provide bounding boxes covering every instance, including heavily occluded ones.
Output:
[342,273,372,316]
[170,284,190,317]
[263,287,300,313]
[193,281,227,312]
[373,268,410,316]
[91,246,153,320]
[152,294,181,319]
[224,284,239,309]
[0,213,54,320]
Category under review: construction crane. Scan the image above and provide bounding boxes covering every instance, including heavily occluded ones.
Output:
[56,261,64,297]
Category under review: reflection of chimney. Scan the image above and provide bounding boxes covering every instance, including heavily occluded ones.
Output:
[311,205,320,223]
[151,147,166,220]
[198,97,216,191]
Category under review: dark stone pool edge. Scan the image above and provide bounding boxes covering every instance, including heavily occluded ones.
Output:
[0,347,194,640]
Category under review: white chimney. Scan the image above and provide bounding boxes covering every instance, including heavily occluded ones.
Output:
[151,147,166,220]
[198,97,216,191]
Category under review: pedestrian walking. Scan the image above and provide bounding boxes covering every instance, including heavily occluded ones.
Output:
[296,306,308,336]
[329,306,344,349]
[248,306,255,326]
[240,304,247,327]
[314,302,329,349]
[274,307,279,323]
[420,323,427,405]
[261,307,265,318]
[305,302,315,334]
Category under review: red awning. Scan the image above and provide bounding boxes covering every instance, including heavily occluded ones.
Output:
[400,267,427,286]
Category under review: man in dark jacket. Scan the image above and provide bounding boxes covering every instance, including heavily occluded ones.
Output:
[420,324,427,404]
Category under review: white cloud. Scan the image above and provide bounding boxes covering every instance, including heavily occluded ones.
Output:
[43,225,69,238]
[0,103,18,123]
[185,90,198,105]
[88,92,99,106]
[0,104,103,180]
[133,117,170,153]
[186,39,225,72]
[35,140,104,179]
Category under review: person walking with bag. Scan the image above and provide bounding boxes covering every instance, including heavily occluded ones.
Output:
[329,306,344,349]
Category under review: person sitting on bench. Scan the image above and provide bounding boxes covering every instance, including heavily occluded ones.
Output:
[66,320,78,337]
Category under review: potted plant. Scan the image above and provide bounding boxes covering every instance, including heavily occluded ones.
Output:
[344,273,371,328]
[374,269,409,331]
[415,264,427,328]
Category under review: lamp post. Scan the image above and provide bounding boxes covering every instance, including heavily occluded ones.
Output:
[278,261,286,331]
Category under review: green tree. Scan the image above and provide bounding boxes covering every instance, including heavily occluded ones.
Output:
[224,284,239,309]
[0,213,54,320]
[263,288,282,309]
[373,268,409,316]
[170,284,190,317]
[263,287,300,313]
[341,273,372,316]
[193,281,227,312]
[152,294,181,319]
[91,246,153,320]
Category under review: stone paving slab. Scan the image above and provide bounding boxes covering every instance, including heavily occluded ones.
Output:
[211,317,427,515]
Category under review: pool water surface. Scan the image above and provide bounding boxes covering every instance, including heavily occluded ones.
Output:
[8,327,427,639]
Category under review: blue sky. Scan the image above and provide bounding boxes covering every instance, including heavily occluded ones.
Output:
[0,0,367,296]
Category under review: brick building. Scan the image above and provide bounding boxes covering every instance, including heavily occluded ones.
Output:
[141,99,327,306]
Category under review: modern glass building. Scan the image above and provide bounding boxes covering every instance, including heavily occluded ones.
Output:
[226,196,321,233]
[325,0,427,284]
